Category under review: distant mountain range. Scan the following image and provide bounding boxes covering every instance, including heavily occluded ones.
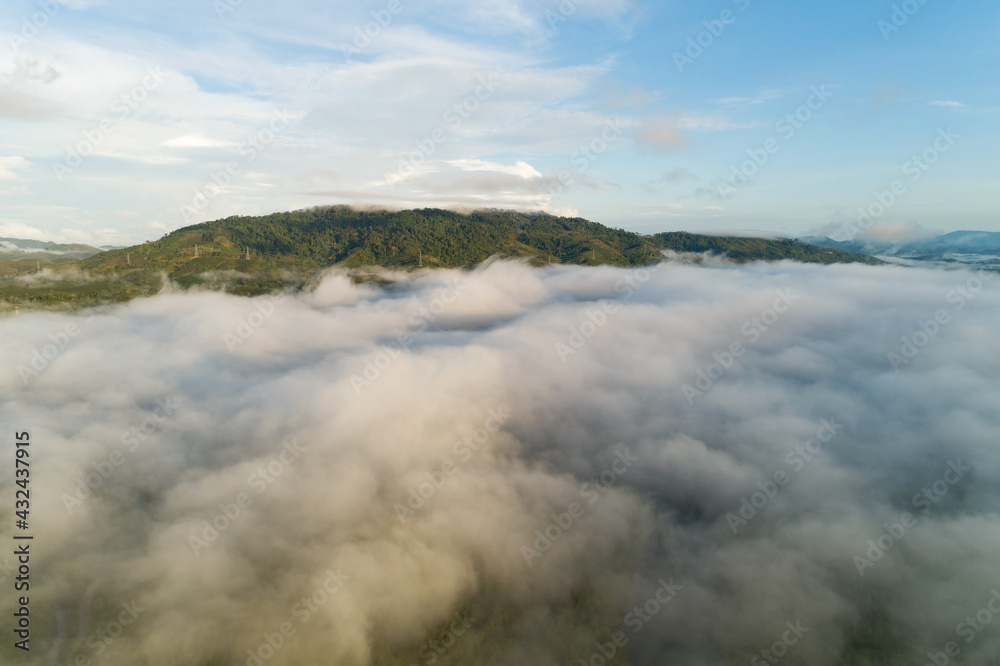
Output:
[0,238,105,283]
[0,238,103,262]
[800,231,1000,268]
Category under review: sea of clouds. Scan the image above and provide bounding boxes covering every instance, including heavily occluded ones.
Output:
[1,258,999,665]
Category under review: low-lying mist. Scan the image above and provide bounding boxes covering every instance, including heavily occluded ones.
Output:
[1,258,998,665]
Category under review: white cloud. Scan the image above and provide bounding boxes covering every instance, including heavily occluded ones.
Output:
[161,134,235,148]
[0,156,30,179]
[0,1,644,237]
[2,261,999,663]
[0,219,46,239]
[675,113,763,131]
[447,158,542,179]
[713,89,784,107]
[856,220,941,242]
[420,0,638,37]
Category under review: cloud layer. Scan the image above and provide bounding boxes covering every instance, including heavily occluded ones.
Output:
[1,259,999,664]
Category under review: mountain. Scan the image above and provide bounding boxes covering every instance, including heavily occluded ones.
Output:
[1,208,879,308]
[801,230,1000,268]
[900,230,1000,256]
[798,236,902,257]
[80,207,879,280]
[0,238,105,282]
[647,231,878,264]
[0,238,103,262]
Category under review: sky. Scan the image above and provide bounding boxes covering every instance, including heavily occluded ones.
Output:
[0,0,997,245]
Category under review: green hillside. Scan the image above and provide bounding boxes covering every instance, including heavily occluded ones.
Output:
[649,231,877,263]
[2,207,879,309]
[80,206,878,277]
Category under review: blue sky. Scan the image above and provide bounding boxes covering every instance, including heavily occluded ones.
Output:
[0,0,997,245]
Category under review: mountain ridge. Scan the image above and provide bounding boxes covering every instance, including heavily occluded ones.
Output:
[2,207,881,308]
[801,230,1000,267]
[0,238,103,261]
[80,206,880,278]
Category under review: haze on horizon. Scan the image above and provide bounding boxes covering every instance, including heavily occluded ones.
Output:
[0,0,998,246]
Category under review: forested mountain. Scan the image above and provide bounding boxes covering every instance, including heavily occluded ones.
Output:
[81,207,878,278]
[0,208,879,307]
